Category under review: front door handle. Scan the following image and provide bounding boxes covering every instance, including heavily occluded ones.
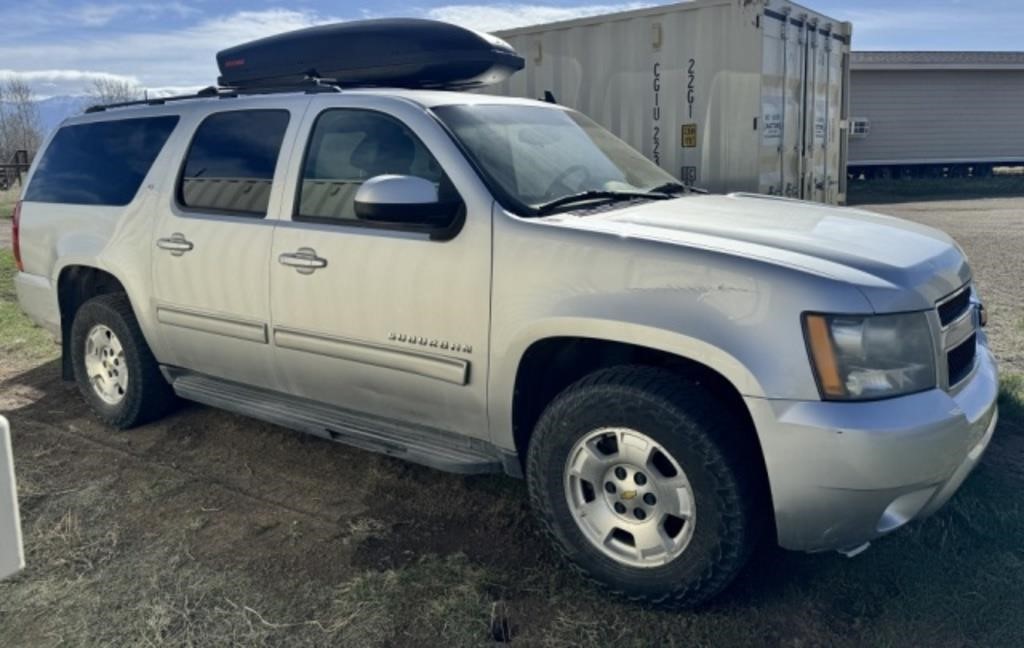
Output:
[156,233,194,256]
[278,247,328,274]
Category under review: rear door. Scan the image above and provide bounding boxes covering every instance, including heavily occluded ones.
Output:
[150,100,306,390]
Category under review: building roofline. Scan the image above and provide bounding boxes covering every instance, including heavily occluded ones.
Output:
[852,51,1024,71]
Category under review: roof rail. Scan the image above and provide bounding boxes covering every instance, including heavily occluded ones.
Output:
[84,79,341,113]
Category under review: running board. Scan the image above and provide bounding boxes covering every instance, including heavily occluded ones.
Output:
[169,371,506,475]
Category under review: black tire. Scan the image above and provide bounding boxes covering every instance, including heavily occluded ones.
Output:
[70,293,176,429]
[526,366,762,607]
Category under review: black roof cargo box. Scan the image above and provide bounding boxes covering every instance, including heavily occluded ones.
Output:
[216,18,524,90]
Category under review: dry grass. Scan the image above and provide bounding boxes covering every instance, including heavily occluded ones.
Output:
[0,250,60,363]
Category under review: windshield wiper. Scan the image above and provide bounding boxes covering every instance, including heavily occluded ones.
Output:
[534,190,668,215]
[647,181,687,195]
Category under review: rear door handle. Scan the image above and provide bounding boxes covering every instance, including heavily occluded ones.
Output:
[156,233,194,256]
[278,247,327,274]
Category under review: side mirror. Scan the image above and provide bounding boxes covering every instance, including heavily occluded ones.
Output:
[354,175,449,226]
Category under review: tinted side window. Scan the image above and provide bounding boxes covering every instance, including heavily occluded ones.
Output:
[296,109,457,228]
[25,116,178,206]
[178,110,289,216]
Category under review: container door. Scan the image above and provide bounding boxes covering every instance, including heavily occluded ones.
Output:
[805,25,847,204]
[825,35,848,204]
[760,9,805,199]
[803,24,828,204]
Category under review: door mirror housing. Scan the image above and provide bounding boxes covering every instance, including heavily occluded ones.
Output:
[354,175,449,226]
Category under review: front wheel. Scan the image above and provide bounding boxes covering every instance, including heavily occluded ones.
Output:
[526,366,761,607]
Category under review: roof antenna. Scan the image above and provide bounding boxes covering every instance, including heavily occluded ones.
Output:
[543,90,557,104]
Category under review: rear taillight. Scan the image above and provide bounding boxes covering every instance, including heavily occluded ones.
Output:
[11,200,23,272]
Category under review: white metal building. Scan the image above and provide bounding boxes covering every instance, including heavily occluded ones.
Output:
[848,51,1024,178]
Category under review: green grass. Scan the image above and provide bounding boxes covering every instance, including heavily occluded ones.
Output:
[0,187,18,219]
[1001,373,1024,427]
[0,248,58,362]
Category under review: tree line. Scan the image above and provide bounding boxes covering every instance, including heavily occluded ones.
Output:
[0,79,41,163]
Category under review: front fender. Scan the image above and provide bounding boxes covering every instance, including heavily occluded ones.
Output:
[487,206,876,451]
[487,317,763,450]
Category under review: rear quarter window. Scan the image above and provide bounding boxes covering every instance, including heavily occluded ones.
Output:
[25,116,179,206]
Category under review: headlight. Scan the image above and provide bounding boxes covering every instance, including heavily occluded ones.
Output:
[803,312,936,400]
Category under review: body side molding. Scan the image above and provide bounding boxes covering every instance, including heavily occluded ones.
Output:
[273,326,469,385]
[156,305,269,343]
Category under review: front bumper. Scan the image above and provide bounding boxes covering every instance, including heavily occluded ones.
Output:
[745,344,999,552]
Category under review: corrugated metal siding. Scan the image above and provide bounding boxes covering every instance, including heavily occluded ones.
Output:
[849,69,1024,164]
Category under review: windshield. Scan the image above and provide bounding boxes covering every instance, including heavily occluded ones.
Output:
[432,104,682,215]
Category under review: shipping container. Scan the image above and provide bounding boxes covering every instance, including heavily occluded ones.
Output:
[492,0,853,204]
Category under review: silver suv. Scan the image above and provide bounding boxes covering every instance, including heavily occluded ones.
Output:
[12,87,998,606]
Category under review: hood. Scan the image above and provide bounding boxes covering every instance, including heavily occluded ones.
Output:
[545,193,970,312]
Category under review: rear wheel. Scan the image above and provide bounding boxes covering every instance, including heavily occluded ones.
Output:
[71,293,176,428]
[526,366,761,607]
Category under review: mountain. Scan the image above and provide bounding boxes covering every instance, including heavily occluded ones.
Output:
[34,96,88,135]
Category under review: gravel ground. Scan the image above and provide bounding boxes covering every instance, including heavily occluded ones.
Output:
[861,197,1024,375]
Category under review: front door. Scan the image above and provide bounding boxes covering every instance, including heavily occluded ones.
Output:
[268,100,492,439]
[151,105,301,390]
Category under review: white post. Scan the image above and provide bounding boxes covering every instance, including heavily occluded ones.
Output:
[0,416,25,580]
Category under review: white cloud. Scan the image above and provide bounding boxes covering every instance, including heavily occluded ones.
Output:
[0,9,339,96]
[0,69,140,84]
[0,69,147,97]
[1,3,658,96]
[75,4,131,27]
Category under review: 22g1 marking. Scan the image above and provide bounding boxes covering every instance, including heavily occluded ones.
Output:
[652,62,661,165]
[687,58,696,119]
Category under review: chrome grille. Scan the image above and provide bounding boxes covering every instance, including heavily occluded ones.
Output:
[937,287,971,326]
[936,284,978,389]
[947,333,977,386]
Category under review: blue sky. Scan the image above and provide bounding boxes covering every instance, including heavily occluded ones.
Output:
[1,0,1022,97]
